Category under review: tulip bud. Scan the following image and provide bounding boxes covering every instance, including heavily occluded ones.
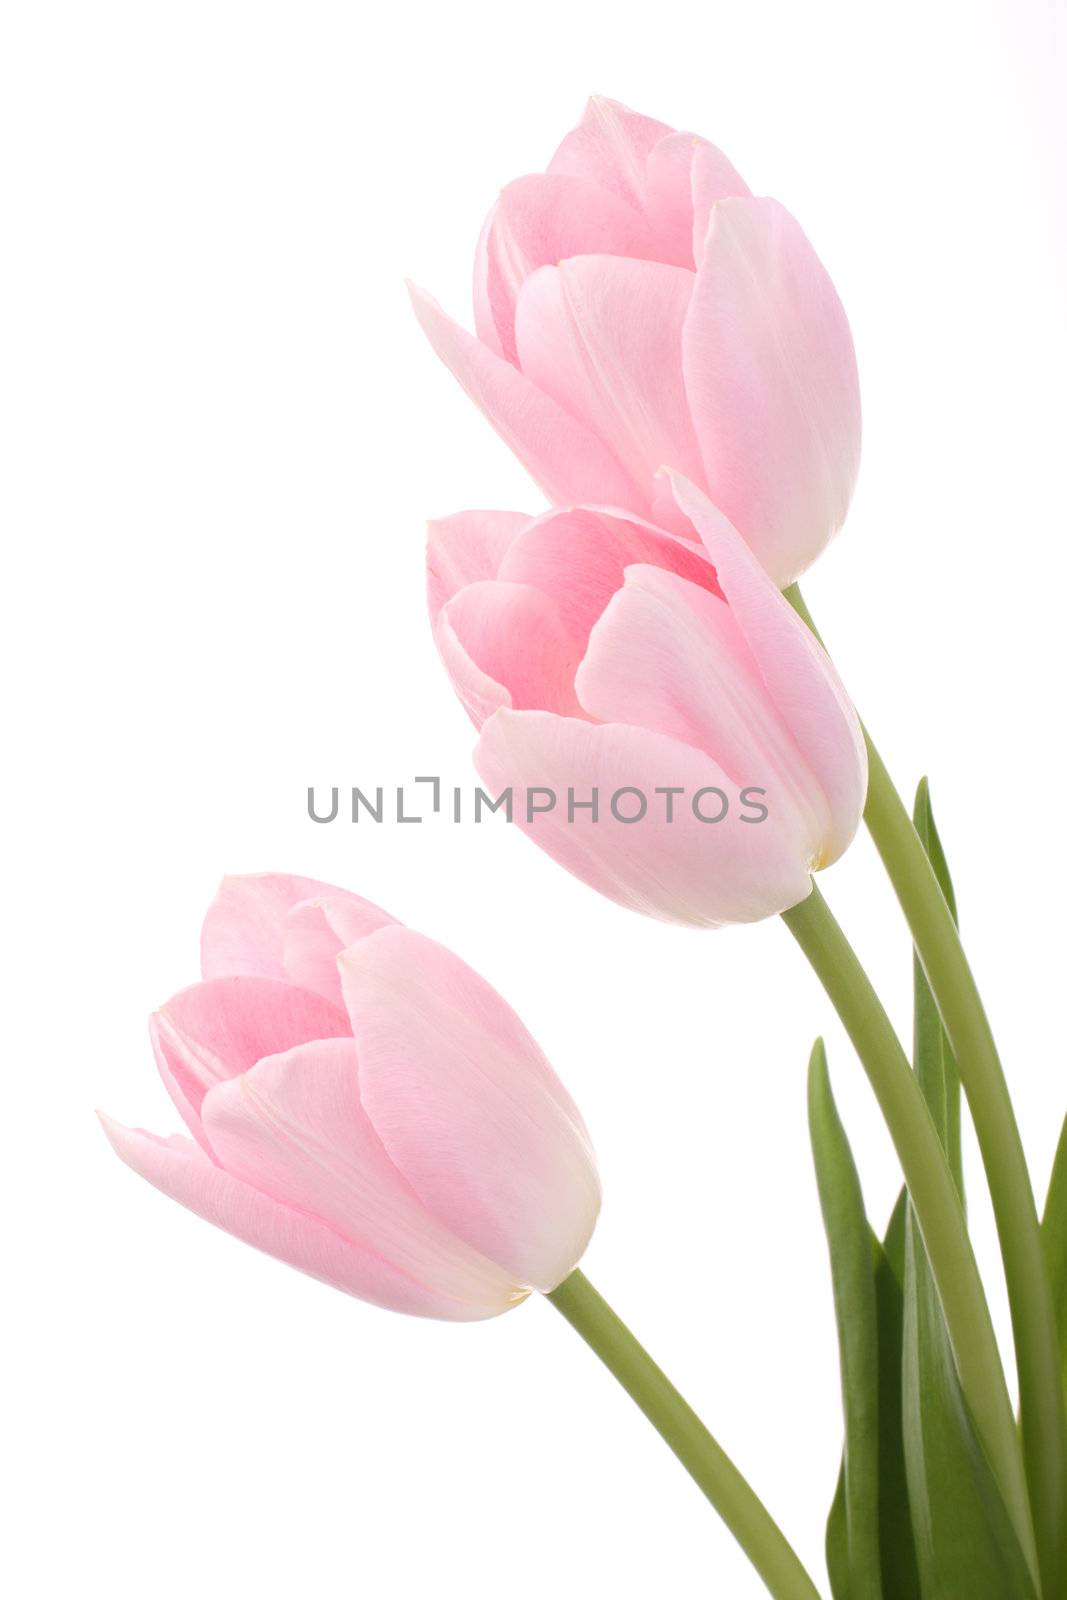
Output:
[412,95,860,587]
[429,476,867,928]
[101,875,601,1320]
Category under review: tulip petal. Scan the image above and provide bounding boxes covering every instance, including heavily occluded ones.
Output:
[201,874,397,1008]
[497,505,720,648]
[151,977,349,1144]
[436,580,584,727]
[475,709,815,928]
[280,897,397,1010]
[200,872,339,982]
[690,139,753,265]
[339,928,600,1292]
[99,1114,509,1320]
[669,474,867,862]
[644,132,750,269]
[648,468,703,536]
[472,203,506,357]
[427,509,531,622]
[200,1039,522,1317]
[434,608,511,728]
[409,283,637,510]
[514,256,704,505]
[575,563,831,855]
[548,95,672,210]
[683,197,861,585]
[474,174,661,362]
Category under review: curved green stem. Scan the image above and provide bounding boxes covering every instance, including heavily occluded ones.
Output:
[547,1270,823,1600]
[786,581,1066,1600]
[782,883,1038,1585]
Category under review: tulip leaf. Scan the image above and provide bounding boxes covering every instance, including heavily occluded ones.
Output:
[808,1039,882,1600]
[899,779,1037,1598]
[912,778,963,1202]
[1042,1112,1067,1387]
[827,1218,921,1600]
[901,1208,1038,1598]
[882,1189,907,1283]
[825,1463,849,1600]
[868,1229,920,1600]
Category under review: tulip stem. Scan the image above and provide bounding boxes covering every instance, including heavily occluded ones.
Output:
[785,581,1067,1600]
[781,882,1038,1585]
[546,1269,823,1600]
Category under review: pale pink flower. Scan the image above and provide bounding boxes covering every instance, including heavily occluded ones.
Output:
[430,475,867,927]
[411,95,861,587]
[101,874,600,1320]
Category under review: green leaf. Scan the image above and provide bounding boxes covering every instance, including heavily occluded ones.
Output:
[900,778,1038,1597]
[882,1190,907,1283]
[913,775,958,924]
[808,1039,882,1600]
[912,778,963,1202]
[1042,1112,1067,1387]
[901,1209,1039,1598]
[815,1061,922,1597]
[870,1230,921,1599]
[826,1465,850,1600]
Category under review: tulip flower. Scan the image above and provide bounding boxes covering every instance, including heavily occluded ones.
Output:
[411,94,860,587]
[429,474,867,928]
[101,873,601,1320]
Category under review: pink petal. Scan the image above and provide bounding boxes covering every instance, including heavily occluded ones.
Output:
[575,564,830,856]
[669,474,867,862]
[644,132,750,269]
[475,709,815,928]
[648,468,703,536]
[547,95,673,210]
[427,509,531,623]
[280,897,397,1010]
[199,1039,522,1317]
[690,140,753,265]
[683,196,861,585]
[473,203,507,360]
[474,174,662,362]
[514,256,704,505]
[409,283,637,510]
[436,580,585,727]
[339,928,600,1293]
[434,607,511,728]
[200,872,339,982]
[497,505,720,649]
[99,1114,510,1320]
[150,977,350,1144]
[201,874,396,1008]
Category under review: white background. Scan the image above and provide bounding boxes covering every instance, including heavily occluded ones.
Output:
[4,1,1066,1595]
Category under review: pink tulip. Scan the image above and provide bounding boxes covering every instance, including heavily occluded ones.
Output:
[101,874,601,1320]
[430,475,867,928]
[411,95,860,587]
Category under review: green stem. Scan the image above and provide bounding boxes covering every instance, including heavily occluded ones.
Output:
[547,1270,823,1600]
[786,581,1066,1600]
[782,883,1037,1585]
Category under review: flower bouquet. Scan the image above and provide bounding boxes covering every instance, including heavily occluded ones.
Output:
[103,97,1067,1600]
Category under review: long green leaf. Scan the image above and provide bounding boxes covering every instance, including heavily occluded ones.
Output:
[912,778,963,1201]
[882,1190,907,1282]
[829,1221,922,1600]
[826,1463,850,1600]
[808,1039,882,1600]
[902,1211,1038,1597]
[870,1231,920,1599]
[901,781,1036,1597]
[818,1078,920,1597]
[1042,1113,1067,1387]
